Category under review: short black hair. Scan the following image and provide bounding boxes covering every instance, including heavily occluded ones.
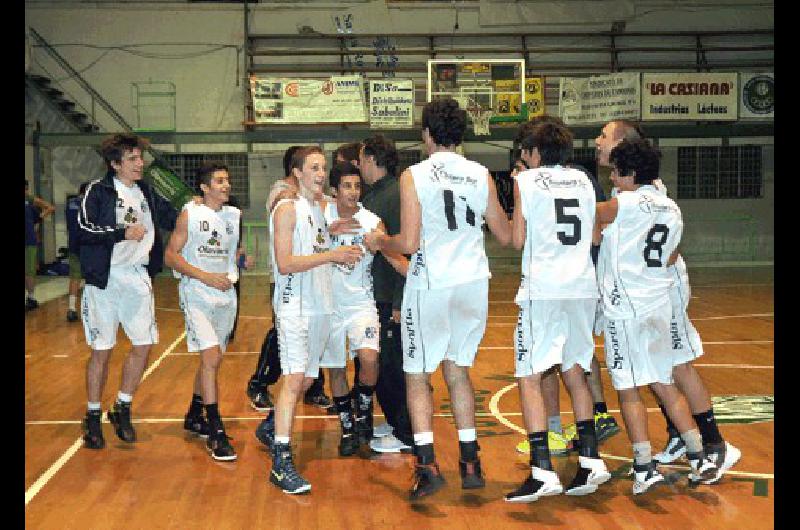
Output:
[196,162,228,190]
[612,120,646,141]
[361,134,398,176]
[283,146,303,177]
[422,98,467,147]
[100,133,150,171]
[334,142,361,164]
[517,121,573,166]
[329,161,360,190]
[609,138,661,184]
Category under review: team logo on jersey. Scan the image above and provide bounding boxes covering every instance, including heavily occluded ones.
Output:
[124,207,138,224]
[411,251,425,276]
[316,228,325,244]
[534,172,551,190]
[606,320,623,370]
[308,215,313,226]
[365,326,377,339]
[515,313,528,361]
[405,308,416,358]
[638,195,654,214]
[140,200,149,214]
[207,230,221,246]
[430,162,446,183]
[609,284,621,306]
[225,221,234,235]
[670,320,683,350]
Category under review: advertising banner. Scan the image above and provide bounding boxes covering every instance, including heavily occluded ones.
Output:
[369,79,414,128]
[250,76,367,124]
[525,77,545,119]
[642,73,737,121]
[739,73,774,119]
[559,72,640,124]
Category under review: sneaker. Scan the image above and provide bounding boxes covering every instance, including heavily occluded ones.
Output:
[25,297,39,311]
[270,444,311,494]
[304,393,333,410]
[354,414,373,445]
[107,401,136,443]
[66,310,79,322]
[504,468,563,503]
[565,456,612,496]
[82,411,105,449]
[409,462,446,500]
[255,414,275,451]
[653,435,686,464]
[183,413,210,438]
[207,430,237,461]
[632,460,665,495]
[700,441,742,485]
[339,432,359,457]
[459,459,485,489]
[687,452,720,485]
[373,422,393,438]
[514,431,573,456]
[563,423,578,443]
[594,412,621,442]
[369,433,412,454]
[246,384,273,412]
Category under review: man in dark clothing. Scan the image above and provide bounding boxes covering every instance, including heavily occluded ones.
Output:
[65,181,89,322]
[359,134,413,452]
[77,133,179,451]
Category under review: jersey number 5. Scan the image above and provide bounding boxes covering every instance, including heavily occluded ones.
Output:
[442,189,475,231]
[643,224,669,267]
[554,198,581,245]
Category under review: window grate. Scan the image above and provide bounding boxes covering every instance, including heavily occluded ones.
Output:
[677,145,762,200]
[163,153,250,208]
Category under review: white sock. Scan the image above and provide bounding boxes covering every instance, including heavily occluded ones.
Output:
[548,415,562,434]
[275,436,290,445]
[117,392,133,404]
[632,441,652,466]
[87,402,101,411]
[414,431,434,446]
[69,295,77,311]
[680,428,704,455]
[457,428,477,443]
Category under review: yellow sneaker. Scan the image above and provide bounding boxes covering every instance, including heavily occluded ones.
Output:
[594,412,621,442]
[563,423,577,442]
[515,432,570,456]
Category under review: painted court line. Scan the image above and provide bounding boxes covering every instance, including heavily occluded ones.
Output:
[479,340,773,351]
[25,331,186,506]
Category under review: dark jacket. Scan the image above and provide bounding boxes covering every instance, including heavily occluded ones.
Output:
[65,194,82,254]
[78,170,178,289]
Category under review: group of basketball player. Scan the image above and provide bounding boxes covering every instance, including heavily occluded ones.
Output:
[74,98,740,502]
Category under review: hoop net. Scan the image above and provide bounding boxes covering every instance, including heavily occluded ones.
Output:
[467,105,492,136]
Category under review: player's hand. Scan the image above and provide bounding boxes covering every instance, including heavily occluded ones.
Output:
[328,217,361,236]
[201,272,233,292]
[391,309,401,324]
[125,224,147,241]
[329,245,363,266]
[363,228,385,252]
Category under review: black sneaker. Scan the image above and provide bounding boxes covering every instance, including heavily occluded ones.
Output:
[25,297,39,311]
[459,459,485,489]
[270,444,311,494]
[107,401,136,443]
[184,413,210,438]
[339,432,359,457]
[66,310,79,322]
[246,384,273,412]
[354,413,373,446]
[255,414,275,451]
[304,393,333,410]
[207,430,237,461]
[82,410,105,449]
[409,462,446,500]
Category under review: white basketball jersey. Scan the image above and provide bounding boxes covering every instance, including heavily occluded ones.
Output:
[270,196,334,316]
[111,178,154,267]
[179,202,240,280]
[324,202,380,310]
[515,166,598,302]
[598,185,683,319]
[406,151,490,290]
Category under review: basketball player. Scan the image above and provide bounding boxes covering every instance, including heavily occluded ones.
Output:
[257,146,363,494]
[504,120,611,503]
[24,179,55,311]
[596,120,740,483]
[365,99,512,499]
[164,162,252,461]
[595,138,718,494]
[78,133,179,449]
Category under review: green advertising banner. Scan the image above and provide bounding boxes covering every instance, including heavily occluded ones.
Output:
[144,161,195,210]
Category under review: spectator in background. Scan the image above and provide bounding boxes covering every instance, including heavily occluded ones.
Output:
[65,181,89,321]
[25,179,55,311]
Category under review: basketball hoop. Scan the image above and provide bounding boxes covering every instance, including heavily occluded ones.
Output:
[467,105,492,136]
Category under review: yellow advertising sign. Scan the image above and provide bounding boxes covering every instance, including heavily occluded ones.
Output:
[525,77,545,119]
[495,79,521,117]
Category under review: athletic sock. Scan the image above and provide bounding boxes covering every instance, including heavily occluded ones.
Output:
[414,432,435,465]
[457,428,478,461]
[188,393,204,417]
[658,402,680,436]
[68,295,77,311]
[334,395,354,431]
[528,431,553,471]
[680,428,704,455]
[116,392,132,405]
[274,435,290,445]
[87,402,102,412]
[204,403,223,432]
[547,415,562,434]
[693,409,724,445]
[355,383,375,414]
[576,419,599,458]
[632,441,652,466]
[594,402,608,415]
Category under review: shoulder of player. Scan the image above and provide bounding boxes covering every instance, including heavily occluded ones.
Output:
[221,204,241,217]
[356,205,381,225]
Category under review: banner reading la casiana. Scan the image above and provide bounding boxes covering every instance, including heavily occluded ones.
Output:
[642,73,737,121]
[250,76,368,124]
[369,79,414,128]
[558,72,640,125]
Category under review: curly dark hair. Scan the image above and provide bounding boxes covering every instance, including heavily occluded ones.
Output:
[196,162,228,190]
[517,121,573,166]
[361,134,398,176]
[100,133,150,171]
[609,138,661,184]
[329,161,360,190]
[422,98,467,147]
[334,142,361,164]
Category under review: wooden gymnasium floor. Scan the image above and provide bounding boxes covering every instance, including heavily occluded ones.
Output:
[25,265,773,529]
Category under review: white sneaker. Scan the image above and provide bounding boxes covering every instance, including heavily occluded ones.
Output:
[632,461,665,495]
[653,435,686,464]
[700,442,741,485]
[369,433,411,453]
[504,467,563,503]
[372,422,393,438]
[687,453,719,484]
[565,456,612,496]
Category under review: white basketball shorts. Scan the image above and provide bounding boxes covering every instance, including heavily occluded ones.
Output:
[320,306,380,369]
[81,264,158,350]
[604,299,675,390]
[401,278,488,374]
[514,298,596,377]
[668,270,704,366]
[179,279,237,353]
[275,313,331,378]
